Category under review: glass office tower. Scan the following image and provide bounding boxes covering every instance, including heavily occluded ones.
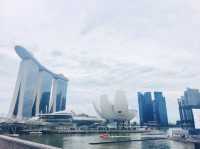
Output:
[138,92,144,125]
[154,92,168,126]
[138,91,168,126]
[138,92,154,126]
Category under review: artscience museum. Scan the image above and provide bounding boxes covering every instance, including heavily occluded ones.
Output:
[9,46,68,119]
[93,90,137,127]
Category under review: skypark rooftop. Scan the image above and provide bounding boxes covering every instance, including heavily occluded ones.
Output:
[15,45,68,81]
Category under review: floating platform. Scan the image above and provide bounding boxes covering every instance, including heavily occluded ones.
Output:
[89,137,168,145]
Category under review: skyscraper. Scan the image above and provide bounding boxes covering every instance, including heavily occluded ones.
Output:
[154,92,168,126]
[138,92,154,126]
[9,59,40,119]
[54,77,68,112]
[35,70,54,115]
[9,46,68,119]
[178,88,200,128]
[138,91,168,126]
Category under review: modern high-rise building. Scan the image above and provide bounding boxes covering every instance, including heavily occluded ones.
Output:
[48,75,68,113]
[154,92,168,126]
[9,46,68,119]
[35,70,54,115]
[54,76,68,112]
[178,88,200,128]
[138,91,168,126]
[138,92,154,126]
[178,96,194,126]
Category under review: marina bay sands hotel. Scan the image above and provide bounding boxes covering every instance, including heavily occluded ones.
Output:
[9,46,68,119]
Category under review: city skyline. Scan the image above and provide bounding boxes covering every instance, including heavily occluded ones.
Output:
[1,0,200,123]
[0,46,199,123]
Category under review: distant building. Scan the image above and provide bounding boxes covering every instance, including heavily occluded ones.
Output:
[38,111,102,127]
[38,111,73,124]
[9,46,68,119]
[138,91,168,126]
[178,88,200,128]
[138,92,154,126]
[73,113,103,127]
[154,92,168,126]
[184,88,200,106]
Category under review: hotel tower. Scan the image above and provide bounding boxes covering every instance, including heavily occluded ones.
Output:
[9,46,68,119]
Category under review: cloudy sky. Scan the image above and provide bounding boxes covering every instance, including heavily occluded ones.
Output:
[0,0,200,123]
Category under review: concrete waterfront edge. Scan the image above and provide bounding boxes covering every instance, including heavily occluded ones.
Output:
[0,135,61,149]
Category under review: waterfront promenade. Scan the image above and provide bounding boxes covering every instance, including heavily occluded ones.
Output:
[24,128,151,134]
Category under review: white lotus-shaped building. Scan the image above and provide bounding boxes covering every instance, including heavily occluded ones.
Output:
[93,90,137,121]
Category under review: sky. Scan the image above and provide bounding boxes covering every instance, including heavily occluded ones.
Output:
[0,0,200,123]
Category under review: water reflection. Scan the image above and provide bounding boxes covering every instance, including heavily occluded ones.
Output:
[170,141,194,149]
[19,134,195,149]
[141,140,170,149]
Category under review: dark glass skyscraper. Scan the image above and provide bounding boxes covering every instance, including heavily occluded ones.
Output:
[138,92,154,126]
[138,91,168,126]
[154,92,168,126]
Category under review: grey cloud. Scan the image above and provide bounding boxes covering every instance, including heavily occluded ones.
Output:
[51,50,63,57]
